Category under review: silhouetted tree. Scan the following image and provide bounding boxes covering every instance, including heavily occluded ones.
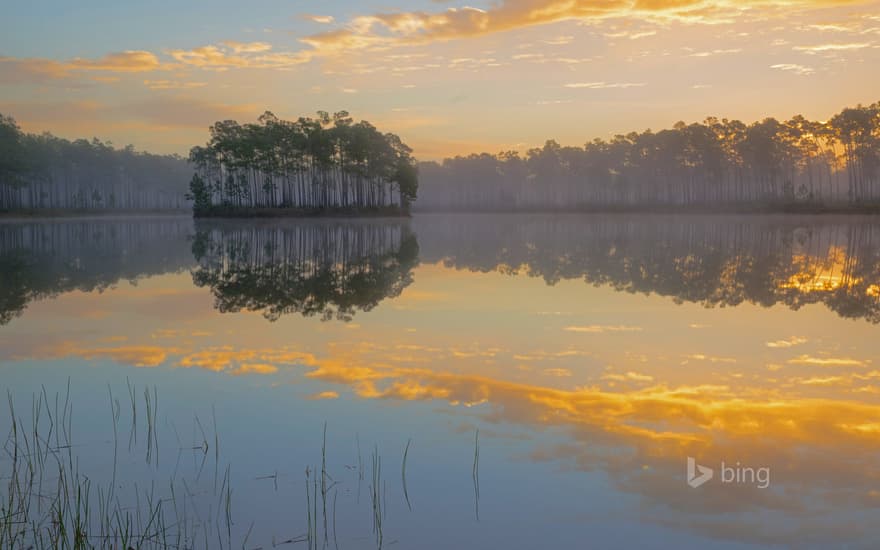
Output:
[417,101,880,210]
[188,111,419,213]
[0,114,190,210]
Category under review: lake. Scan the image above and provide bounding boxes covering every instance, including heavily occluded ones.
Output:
[1,213,879,549]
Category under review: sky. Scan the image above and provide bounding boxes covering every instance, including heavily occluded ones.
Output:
[1,0,879,159]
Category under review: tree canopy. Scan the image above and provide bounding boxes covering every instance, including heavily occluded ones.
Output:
[417,101,880,210]
[188,111,419,214]
[0,114,191,210]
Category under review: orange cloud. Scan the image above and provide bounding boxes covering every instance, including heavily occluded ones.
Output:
[0,51,167,84]
[167,43,311,70]
[308,390,341,400]
[299,0,870,54]
[38,343,180,367]
[68,50,164,72]
[221,41,273,53]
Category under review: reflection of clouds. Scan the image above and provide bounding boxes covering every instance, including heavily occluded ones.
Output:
[230,363,278,376]
[178,347,318,374]
[20,326,880,544]
[308,391,340,400]
[300,352,880,545]
[32,342,180,367]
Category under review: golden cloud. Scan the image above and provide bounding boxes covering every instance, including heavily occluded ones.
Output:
[68,50,164,72]
[766,336,809,348]
[0,51,168,84]
[564,324,643,332]
[298,0,871,54]
[787,354,867,367]
[35,343,181,367]
[221,41,273,53]
[167,43,311,70]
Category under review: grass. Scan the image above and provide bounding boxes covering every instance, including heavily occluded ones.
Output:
[473,430,481,522]
[1,384,488,549]
[402,439,412,512]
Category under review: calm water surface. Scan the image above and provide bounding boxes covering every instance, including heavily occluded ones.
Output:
[1,214,879,549]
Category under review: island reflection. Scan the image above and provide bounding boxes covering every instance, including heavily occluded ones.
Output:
[190,220,419,321]
[2,215,880,324]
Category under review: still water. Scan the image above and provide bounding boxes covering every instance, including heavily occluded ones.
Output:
[1,214,879,549]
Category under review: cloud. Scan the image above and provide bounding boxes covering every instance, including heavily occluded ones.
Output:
[564,324,644,333]
[179,347,317,373]
[143,79,208,90]
[126,96,258,128]
[602,371,654,382]
[564,82,646,89]
[230,363,279,375]
[303,15,336,24]
[542,35,574,45]
[686,48,743,57]
[167,42,311,70]
[299,1,869,56]
[794,42,873,53]
[766,336,809,348]
[221,41,273,53]
[34,343,180,367]
[770,63,815,75]
[68,50,164,72]
[605,30,658,39]
[535,99,573,105]
[0,50,166,84]
[0,57,74,84]
[787,355,867,367]
[684,353,737,364]
[543,368,573,377]
[308,391,341,400]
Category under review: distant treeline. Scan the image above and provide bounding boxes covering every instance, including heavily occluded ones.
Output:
[187,111,419,215]
[417,101,880,210]
[0,114,191,211]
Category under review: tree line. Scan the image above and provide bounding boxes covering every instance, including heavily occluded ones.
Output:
[187,111,419,214]
[0,114,191,210]
[417,101,880,210]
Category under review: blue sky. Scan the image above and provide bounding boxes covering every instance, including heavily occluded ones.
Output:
[2,0,879,157]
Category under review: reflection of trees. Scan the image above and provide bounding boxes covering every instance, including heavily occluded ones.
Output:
[190,221,419,321]
[414,214,880,323]
[0,219,195,325]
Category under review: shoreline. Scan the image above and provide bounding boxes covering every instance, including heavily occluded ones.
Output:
[4,203,880,219]
[0,208,190,220]
[192,205,411,219]
[412,203,880,216]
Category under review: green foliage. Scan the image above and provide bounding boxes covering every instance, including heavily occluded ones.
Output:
[186,173,211,213]
[418,101,880,209]
[0,112,191,210]
[188,110,419,213]
[0,114,27,187]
